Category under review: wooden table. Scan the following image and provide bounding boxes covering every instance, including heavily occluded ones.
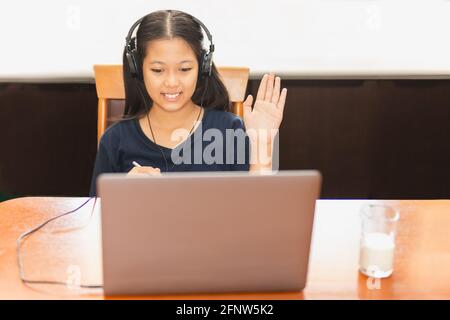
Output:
[1,197,449,300]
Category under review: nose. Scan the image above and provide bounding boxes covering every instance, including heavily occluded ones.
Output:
[164,70,180,88]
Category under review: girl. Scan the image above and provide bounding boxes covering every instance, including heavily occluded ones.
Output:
[89,10,287,196]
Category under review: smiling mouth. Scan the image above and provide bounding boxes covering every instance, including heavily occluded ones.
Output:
[162,92,182,99]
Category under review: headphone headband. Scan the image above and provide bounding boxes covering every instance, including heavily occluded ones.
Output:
[125,17,143,52]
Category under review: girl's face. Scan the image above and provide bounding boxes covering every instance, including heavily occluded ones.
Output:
[142,37,199,113]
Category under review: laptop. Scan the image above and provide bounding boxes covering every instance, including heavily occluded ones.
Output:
[97,170,321,295]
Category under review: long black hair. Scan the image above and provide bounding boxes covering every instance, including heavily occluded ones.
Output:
[122,10,230,119]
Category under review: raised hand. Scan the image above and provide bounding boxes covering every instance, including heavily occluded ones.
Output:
[243,73,287,140]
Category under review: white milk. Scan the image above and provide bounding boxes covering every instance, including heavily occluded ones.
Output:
[359,232,395,278]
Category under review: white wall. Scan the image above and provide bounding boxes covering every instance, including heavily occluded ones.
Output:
[1,0,450,81]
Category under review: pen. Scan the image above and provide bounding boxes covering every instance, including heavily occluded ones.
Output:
[132,161,142,167]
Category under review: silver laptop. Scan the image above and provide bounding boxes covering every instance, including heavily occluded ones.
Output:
[98,170,321,295]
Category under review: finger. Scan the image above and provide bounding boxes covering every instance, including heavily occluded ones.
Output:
[243,94,253,117]
[128,167,147,175]
[135,166,157,173]
[255,74,268,101]
[135,167,146,173]
[264,73,275,102]
[277,88,287,113]
[271,76,281,104]
[142,167,161,176]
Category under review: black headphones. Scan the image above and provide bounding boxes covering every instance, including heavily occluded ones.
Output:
[125,12,215,81]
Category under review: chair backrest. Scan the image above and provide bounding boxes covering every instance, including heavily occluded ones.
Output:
[93,65,249,145]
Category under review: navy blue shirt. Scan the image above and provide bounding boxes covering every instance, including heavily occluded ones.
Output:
[89,108,250,196]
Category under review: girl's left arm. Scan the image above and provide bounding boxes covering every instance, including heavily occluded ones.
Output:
[243,73,287,173]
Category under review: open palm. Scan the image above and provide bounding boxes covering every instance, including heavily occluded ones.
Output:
[243,73,287,137]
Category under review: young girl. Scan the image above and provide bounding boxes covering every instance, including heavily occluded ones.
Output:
[89,10,287,196]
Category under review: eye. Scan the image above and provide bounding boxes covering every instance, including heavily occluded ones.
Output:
[151,68,163,73]
[180,68,192,72]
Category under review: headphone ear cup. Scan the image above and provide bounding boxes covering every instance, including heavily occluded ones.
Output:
[131,53,141,80]
[201,50,213,78]
[126,37,141,80]
[126,52,138,78]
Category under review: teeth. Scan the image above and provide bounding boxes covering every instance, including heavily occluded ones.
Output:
[164,93,180,98]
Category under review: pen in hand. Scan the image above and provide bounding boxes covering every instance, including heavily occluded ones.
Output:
[132,161,142,168]
[131,161,161,176]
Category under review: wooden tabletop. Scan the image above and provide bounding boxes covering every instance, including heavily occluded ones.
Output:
[1,197,449,300]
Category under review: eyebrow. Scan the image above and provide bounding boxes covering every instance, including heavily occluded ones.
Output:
[150,60,194,65]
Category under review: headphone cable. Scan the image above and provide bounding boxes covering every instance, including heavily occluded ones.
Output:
[136,84,170,172]
[16,196,103,289]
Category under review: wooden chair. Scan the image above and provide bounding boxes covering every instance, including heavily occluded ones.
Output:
[93,65,249,145]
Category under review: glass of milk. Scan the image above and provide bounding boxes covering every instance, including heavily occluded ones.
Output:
[359,204,400,278]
